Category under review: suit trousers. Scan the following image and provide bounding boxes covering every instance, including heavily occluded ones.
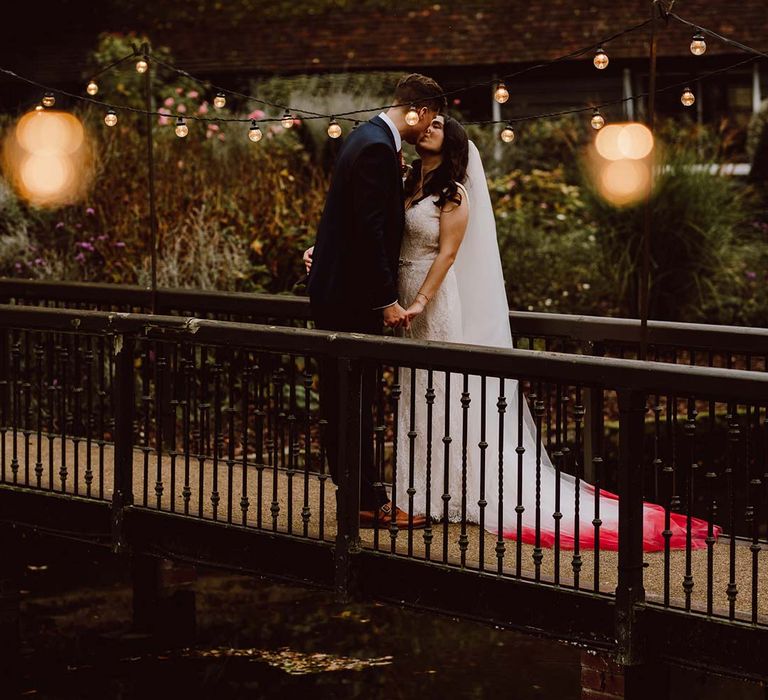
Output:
[311,303,389,511]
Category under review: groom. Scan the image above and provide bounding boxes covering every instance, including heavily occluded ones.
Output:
[305,73,446,528]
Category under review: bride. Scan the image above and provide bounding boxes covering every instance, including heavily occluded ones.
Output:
[394,114,718,552]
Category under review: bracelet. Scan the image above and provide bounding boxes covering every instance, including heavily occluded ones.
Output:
[416,292,430,304]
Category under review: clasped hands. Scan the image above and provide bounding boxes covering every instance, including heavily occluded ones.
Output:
[302,245,425,330]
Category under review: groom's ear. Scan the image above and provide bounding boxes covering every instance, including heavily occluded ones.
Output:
[418,106,429,123]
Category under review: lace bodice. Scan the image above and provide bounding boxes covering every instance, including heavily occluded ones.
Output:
[400,195,442,262]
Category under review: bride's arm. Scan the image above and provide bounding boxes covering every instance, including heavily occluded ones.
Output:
[405,196,469,319]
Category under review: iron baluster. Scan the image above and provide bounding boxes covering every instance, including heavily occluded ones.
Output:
[254,354,265,529]
[72,334,82,495]
[573,387,584,589]
[226,349,237,525]
[533,395,546,582]
[241,353,251,527]
[477,375,488,571]
[459,373,470,568]
[301,355,312,536]
[726,409,740,620]
[34,341,44,488]
[97,335,106,500]
[553,382,564,585]
[57,341,68,493]
[270,363,283,532]
[424,369,435,560]
[211,359,222,520]
[46,334,55,491]
[182,353,192,516]
[84,339,94,497]
[141,341,151,506]
[373,366,386,550]
[198,346,209,519]
[22,331,32,486]
[496,378,506,576]
[318,417,328,541]
[407,367,417,557]
[154,346,166,510]
[683,398,697,611]
[10,334,20,484]
[391,366,402,554]
[440,370,450,562]
[286,358,297,534]
[168,344,180,513]
[515,381,525,578]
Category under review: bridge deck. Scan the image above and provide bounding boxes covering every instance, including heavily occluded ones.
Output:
[2,432,766,625]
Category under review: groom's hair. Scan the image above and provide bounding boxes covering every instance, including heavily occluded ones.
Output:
[394,74,447,114]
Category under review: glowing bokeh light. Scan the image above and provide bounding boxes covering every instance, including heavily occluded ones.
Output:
[594,124,624,160]
[16,111,84,155]
[617,123,654,160]
[599,159,651,206]
[3,108,92,207]
[20,153,73,196]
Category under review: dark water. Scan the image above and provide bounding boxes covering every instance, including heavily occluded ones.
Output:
[9,539,766,699]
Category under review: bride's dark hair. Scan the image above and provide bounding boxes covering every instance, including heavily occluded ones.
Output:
[404,116,469,209]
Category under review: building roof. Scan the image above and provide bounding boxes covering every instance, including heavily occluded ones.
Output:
[157,1,768,75]
[2,0,766,85]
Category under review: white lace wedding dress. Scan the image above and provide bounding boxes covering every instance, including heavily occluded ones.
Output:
[392,141,716,551]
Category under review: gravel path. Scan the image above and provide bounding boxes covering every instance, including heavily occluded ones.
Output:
[2,433,766,625]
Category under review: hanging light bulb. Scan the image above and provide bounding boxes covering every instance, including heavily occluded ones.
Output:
[327,118,342,139]
[405,105,420,126]
[590,108,605,130]
[500,123,515,143]
[690,33,707,56]
[248,120,263,142]
[175,116,189,137]
[34,104,44,112]
[86,80,99,96]
[494,82,510,104]
[281,110,294,129]
[213,92,226,109]
[104,109,118,127]
[42,92,55,108]
[136,58,149,74]
[593,48,609,70]
[681,87,695,107]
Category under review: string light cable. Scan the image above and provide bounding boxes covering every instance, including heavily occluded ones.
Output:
[669,12,768,61]
[1,15,765,135]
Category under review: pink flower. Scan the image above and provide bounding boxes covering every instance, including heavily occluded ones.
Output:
[247,109,265,120]
[197,102,209,115]
[208,123,220,132]
[114,241,126,248]
[177,103,187,113]
[293,118,302,126]
[175,87,183,94]
[55,222,65,229]
[205,130,214,139]
[163,97,175,107]
[453,98,461,105]
[74,252,85,263]
[158,107,171,126]
[86,207,95,215]
[218,133,226,141]
[186,90,199,99]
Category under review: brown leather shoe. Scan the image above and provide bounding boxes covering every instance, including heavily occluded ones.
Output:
[359,501,427,529]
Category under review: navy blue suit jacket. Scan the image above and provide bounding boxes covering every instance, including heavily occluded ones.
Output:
[307,116,404,311]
